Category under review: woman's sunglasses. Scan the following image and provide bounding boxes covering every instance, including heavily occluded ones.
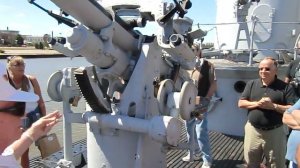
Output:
[11,62,26,67]
[0,102,26,117]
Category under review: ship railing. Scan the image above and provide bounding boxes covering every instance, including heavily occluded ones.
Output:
[194,20,300,65]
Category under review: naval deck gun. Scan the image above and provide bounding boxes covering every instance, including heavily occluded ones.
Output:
[28,0,212,167]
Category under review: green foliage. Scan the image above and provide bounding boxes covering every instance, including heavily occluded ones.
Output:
[43,42,49,48]
[15,34,24,46]
[26,42,34,47]
[35,43,39,49]
[39,42,44,49]
[34,42,44,49]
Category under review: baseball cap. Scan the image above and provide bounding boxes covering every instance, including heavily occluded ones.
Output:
[0,63,39,102]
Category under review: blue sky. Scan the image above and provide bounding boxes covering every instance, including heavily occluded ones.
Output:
[0,0,216,42]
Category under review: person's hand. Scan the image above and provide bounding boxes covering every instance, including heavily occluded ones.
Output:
[191,105,207,120]
[258,97,274,110]
[257,97,270,104]
[25,111,62,141]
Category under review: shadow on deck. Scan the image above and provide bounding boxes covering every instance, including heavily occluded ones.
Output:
[167,131,245,168]
[30,131,245,168]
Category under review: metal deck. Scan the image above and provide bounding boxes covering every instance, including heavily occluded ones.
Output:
[29,131,245,168]
[167,131,245,168]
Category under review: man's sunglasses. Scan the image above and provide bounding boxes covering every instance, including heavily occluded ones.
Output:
[259,67,270,71]
[0,102,25,117]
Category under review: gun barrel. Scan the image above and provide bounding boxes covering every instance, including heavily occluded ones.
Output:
[51,0,139,51]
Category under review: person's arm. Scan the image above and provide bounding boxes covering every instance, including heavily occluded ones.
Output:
[206,79,217,98]
[271,104,292,114]
[282,99,300,129]
[296,144,300,168]
[284,77,290,83]
[237,80,260,110]
[266,83,296,114]
[282,111,300,129]
[29,76,46,116]
[237,92,291,113]
[284,62,293,83]
[274,83,297,114]
[291,109,300,124]
[4,111,61,159]
[237,88,287,111]
[238,99,260,109]
[205,64,217,98]
[195,62,217,120]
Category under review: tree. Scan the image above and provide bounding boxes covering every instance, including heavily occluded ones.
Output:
[15,34,24,46]
[39,42,44,49]
[34,42,44,49]
[35,43,39,49]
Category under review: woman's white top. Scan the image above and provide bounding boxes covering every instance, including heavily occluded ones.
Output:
[0,147,20,168]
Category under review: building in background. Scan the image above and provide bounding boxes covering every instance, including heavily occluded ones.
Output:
[0,29,44,46]
[0,29,19,45]
[24,35,44,45]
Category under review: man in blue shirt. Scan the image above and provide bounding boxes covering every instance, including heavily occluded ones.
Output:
[283,100,300,168]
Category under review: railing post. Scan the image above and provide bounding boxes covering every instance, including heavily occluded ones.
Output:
[248,15,257,66]
[294,33,300,60]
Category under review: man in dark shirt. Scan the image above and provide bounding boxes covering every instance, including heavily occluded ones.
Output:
[181,43,216,168]
[284,41,300,98]
[284,57,300,97]
[285,59,300,84]
[284,41,300,84]
[238,57,296,168]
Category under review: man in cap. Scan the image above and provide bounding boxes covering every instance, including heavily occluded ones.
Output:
[0,62,61,167]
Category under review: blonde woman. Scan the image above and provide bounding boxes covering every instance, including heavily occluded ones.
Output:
[6,56,46,168]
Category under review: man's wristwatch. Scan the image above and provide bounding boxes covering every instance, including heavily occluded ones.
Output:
[274,104,278,110]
